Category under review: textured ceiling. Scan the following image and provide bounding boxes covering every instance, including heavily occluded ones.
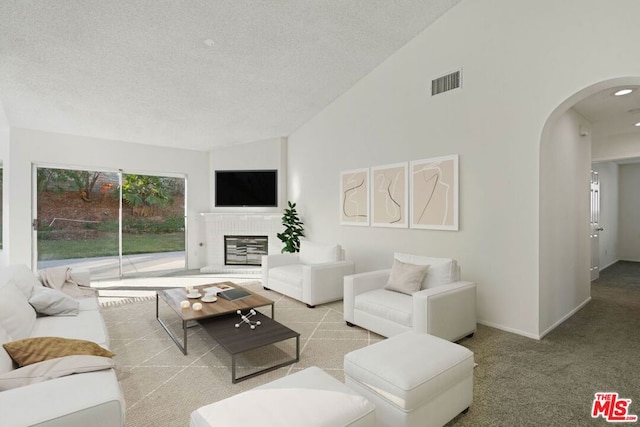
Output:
[0,0,462,151]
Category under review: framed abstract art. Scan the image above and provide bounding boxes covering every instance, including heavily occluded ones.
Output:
[340,168,369,226]
[410,155,458,230]
[370,162,408,228]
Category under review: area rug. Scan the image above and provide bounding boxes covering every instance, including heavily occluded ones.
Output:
[102,263,640,427]
[101,281,382,427]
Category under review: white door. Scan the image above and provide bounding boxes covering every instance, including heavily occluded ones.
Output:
[590,171,603,281]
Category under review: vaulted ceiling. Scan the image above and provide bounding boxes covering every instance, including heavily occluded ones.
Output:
[0,0,462,151]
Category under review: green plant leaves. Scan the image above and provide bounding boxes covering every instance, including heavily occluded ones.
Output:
[277,201,305,253]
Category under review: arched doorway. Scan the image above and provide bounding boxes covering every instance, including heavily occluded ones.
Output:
[538,77,640,337]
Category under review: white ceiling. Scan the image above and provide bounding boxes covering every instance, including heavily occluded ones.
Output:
[573,85,640,142]
[0,0,462,151]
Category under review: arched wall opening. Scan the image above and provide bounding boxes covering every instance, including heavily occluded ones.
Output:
[538,77,640,337]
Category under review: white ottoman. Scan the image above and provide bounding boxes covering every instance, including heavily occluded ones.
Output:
[344,332,474,427]
[190,366,375,427]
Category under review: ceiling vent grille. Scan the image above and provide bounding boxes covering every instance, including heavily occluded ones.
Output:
[431,70,461,96]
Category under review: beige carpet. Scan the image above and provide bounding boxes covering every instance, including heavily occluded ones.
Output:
[101,281,383,427]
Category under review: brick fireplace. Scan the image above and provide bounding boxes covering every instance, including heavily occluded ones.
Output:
[200,213,281,272]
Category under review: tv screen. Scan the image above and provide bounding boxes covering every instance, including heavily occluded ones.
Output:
[215,170,278,207]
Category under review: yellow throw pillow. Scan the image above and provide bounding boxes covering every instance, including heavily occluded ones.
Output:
[3,337,114,367]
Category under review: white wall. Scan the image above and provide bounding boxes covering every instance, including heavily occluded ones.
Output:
[539,108,591,335]
[287,0,640,338]
[592,133,640,163]
[591,162,619,270]
[7,128,210,269]
[619,163,640,261]
[209,137,287,213]
[0,103,9,266]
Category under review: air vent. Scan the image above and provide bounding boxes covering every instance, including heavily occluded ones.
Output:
[431,70,461,96]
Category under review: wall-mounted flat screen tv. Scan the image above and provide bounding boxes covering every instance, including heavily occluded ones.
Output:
[215,170,278,207]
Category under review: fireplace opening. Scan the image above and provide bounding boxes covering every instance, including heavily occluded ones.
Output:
[224,235,268,266]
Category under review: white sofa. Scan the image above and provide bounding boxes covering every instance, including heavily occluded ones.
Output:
[344,253,476,341]
[261,241,355,307]
[0,264,125,427]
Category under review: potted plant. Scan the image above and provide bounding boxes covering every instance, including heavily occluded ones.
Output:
[277,201,305,253]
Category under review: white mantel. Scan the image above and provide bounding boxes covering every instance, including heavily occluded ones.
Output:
[200,213,282,271]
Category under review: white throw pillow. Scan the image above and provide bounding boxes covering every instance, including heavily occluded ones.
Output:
[384,259,429,295]
[0,281,37,340]
[298,241,341,264]
[0,265,42,299]
[0,355,116,391]
[394,253,458,289]
[29,286,80,316]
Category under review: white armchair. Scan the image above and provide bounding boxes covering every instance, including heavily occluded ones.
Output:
[261,241,355,308]
[344,253,476,342]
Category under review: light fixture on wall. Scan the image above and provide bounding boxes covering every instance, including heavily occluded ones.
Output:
[635,122,640,127]
[614,88,633,96]
[579,125,590,137]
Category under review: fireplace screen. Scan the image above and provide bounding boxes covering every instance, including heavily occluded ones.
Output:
[224,235,268,266]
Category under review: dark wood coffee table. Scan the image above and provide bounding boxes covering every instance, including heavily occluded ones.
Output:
[156,282,274,355]
[199,311,300,383]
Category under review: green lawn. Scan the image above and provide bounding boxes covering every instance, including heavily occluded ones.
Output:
[37,232,185,260]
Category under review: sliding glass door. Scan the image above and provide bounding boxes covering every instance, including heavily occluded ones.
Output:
[34,166,186,279]
[120,173,185,276]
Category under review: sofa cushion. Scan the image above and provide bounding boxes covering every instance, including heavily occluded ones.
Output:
[394,253,458,289]
[0,354,116,391]
[299,241,341,264]
[78,297,100,311]
[384,259,429,295]
[0,325,16,375]
[269,265,304,288]
[29,286,80,316]
[355,289,412,327]
[0,281,37,340]
[30,309,109,347]
[3,337,114,367]
[0,264,42,299]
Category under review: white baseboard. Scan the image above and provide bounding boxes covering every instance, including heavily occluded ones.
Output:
[600,259,620,271]
[538,296,592,339]
[476,320,542,340]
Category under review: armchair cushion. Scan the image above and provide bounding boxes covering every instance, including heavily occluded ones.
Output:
[299,241,342,265]
[268,265,304,288]
[384,259,429,295]
[394,253,459,289]
[354,289,412,327]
